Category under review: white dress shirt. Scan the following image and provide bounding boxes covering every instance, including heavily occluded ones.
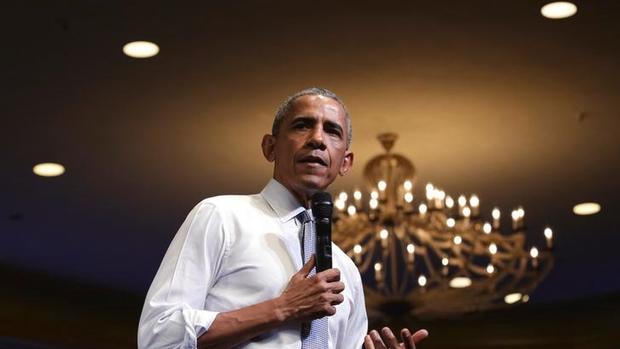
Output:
[138,179,368,349]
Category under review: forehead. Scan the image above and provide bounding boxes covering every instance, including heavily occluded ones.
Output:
[286,94,347,124]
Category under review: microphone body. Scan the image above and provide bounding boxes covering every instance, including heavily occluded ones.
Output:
[312,192,333,272]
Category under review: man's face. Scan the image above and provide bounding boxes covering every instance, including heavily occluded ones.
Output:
[262,94,353,201]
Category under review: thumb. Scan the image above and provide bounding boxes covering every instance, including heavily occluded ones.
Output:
[299,255,316,277]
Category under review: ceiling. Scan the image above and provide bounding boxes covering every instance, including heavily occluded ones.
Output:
[1,0,619,304]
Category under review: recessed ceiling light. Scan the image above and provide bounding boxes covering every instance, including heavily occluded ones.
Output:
[573,202,601,215]
[449,277,472,288]
[504,292,522,304]
[33,162,65,177]
[122,41,160,58]
[541,2,577,19]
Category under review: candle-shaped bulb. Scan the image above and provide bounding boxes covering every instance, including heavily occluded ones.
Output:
[445,196,455,208]
[469,195,480,207]
[458,195,467,207]
[418,275,427,287]
[492,208,501,220]
[453,235,462,245]
[441,257,449,266]
[347,205,357,216]
[530,247,539,258]
[463,207,471,218]
[379,229,389,240]
[378,180,387,192]
[419,203,428,215]
[407,243,415,254]
[486,264,495,274]
[404,192,414,203]
[338,191,348,202]
[353,190,362,201]
[483,222,492,234]
[353,244,362,254]
[447,218,455,228]
[335,199,346,211]
[374,262,382,271]
[489,243,498,255]
[511,209,519,221]
[370,190,379,200]
[369,198,379,210]
[404,180,413,191]
[517,206,525,218]
[544,227,553,240]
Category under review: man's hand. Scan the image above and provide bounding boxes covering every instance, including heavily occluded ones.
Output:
[364,327,429,349]
[274,255,345,323]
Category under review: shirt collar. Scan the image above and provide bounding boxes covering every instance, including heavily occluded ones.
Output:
[261,179,307,223]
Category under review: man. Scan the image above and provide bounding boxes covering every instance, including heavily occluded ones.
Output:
[138,88,429,349]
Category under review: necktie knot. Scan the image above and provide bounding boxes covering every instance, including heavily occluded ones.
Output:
[297,209,314,225]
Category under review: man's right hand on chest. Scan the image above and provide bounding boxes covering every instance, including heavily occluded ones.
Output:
[274,255,345,323]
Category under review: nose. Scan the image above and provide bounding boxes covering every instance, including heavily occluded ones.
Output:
[306,126,327,150]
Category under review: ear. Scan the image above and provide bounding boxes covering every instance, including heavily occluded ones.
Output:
[261,134,276,162]
[338,150,354,176]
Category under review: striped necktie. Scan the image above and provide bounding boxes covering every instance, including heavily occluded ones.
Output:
[297,209,329,349]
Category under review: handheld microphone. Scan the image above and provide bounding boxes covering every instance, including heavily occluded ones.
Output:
[311,191,333,272]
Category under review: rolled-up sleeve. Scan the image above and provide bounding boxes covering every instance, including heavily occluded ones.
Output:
[138,201,228,349]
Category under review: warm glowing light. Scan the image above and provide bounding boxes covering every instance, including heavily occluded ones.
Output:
[419,203,428,214]
[573,202,601,215]
[379,229,389,240]
[347,205,357,215]
[370,191,379,200]
[436,190,446,200]
[403,180,413,191]
[407,244,415,254]
[544,227,553,239]
[339,191,348,202]
[335,199,346,211]
[504,293,522,304]
[378,180,387,192]
[511,209,519,221]
[441,257,449,266]
[462,207,471,218]
[445,196,454,208]
[418,275,427,286]
[122,41,160,58]
[425,183,434,193]
[492,207,501,219]
[458,195,467,207]
[374,262,382,271]
[404,192,414,203]
[353,190,362,200]
[369,199,379,209]
[483,222,492,234]
[541,2,577,19]
[486,264,495,274]
[453,235,462,245]
[522,294,530,303]
[33,162,65,177]
[469,195,479,207]
[517,207,525,218]
[449,277,472,288]
[530,247,539,258]
[489,243,498,255]
[446,218,455,228]
[353,244,363,254]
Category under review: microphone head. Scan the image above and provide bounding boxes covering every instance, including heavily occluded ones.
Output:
[311,191,333,219]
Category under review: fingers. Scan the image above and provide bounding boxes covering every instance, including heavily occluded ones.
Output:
[412,329,429,343]
[298,255,316,277]
[401,328,414,349]
[368,330,387,349]
[381,327,400,348]
[364,335,376,349]
[317,267,341,282]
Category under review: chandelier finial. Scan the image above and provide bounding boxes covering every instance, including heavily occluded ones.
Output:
[377,132,398,153]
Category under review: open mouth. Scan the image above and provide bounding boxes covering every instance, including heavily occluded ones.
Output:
[298,155,328,167]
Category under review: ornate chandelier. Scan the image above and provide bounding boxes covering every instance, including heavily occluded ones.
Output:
[332,133,554,319]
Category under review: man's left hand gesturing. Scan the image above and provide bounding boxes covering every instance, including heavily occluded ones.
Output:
[364,327,429,349]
